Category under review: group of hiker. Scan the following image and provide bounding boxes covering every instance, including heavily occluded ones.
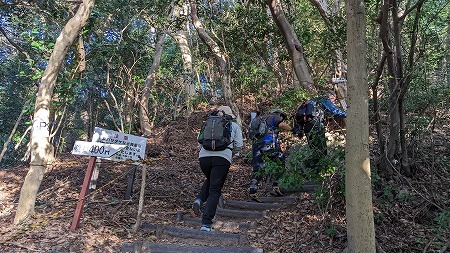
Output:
[193,90,347,231]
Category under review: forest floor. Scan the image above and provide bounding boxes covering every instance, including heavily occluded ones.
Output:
[0,108,449,253]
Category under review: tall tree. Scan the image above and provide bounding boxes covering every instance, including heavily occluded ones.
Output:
[190,0,242,124]
[172,1,195,115]
[308,0,349,109]
[345,0,376,251]
[377,0,426,177]
[14,0,95,224]
[139,30,168,137]
[447,11,450,87]
[0,102,27,163]
[266,0,316,94]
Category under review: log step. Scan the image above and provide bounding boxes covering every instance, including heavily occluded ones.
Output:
[281,184,319,193]
[141,223,248,246]
[216,208,266,219]
[224,200,285,210]
[254,195,298,204]
[176,211,256,231]
[121,242,264,253]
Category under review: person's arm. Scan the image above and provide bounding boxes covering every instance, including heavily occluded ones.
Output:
[278,121,292,131]
[321,99,347,118]
[232,123,244,156]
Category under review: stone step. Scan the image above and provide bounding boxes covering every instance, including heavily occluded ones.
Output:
[176,211,256,232]
[141,223,248,246]
[121,242,264,253]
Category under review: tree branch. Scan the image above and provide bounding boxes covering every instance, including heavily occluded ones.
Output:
[0,25,30,58]
[398,0,426,21]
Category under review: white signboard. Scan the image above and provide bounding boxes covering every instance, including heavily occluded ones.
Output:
[92,127,147,163]
[71,141,126,158]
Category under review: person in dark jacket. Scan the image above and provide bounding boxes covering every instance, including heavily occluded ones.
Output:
[292,91,346,170]
[193,105,243,231]
[248,109,292,202]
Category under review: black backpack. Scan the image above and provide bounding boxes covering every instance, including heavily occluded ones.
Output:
[295,99,319,126]
[197,110,233,151]
[248,116,268,140]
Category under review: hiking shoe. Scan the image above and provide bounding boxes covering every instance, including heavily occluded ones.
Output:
[248,186,257,195]
[200,225,214,231]
[247,179,263,202]
[248,181,258,194]
[193,198,202,215]
[249,193,263,203]
[270,186,284,197]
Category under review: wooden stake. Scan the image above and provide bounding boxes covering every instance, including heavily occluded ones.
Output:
[133,164,147,232]
[70,156,96,231]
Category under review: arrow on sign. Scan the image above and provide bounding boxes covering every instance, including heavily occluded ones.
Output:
[71,141,126,158]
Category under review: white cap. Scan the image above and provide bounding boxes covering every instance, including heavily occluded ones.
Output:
[217,105,236,119]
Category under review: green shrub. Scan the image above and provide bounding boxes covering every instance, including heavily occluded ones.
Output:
[284,142,345,186]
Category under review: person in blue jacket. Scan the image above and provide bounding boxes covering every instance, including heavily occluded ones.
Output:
[292,91,346,170]
[249,109,292,202]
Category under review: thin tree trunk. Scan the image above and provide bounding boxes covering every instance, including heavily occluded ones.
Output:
[378,0,423,177]
[139,31,167,137]
[14,126,32,150]
[266,0,316,94]
[14,0,95,224]
[309,0,348,104]
[447,11,450,87]
[0,102,27,163]
[345,0,376,251]
[398,0,424,177]
[190,0,242,124]
[372,53,387,161]
[172,2,194,115]
[123,65,137,133]
[378,0,396,178]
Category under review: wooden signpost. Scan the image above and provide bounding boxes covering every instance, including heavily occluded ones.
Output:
[92,127,147,163]
[92,127,147,200]
[70,128,147,231]
[71,141,126,158]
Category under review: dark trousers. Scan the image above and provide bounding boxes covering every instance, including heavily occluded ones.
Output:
[197,156,231,226]
[304,120,327,170]
[252,142,266,181]
[251,141,285,184]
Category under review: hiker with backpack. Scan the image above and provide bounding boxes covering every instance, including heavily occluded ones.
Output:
[193,105,243,231]
[248,109,292,202]
[292,90,346,170]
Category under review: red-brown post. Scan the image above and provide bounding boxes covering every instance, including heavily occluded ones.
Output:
[70,156,97,231]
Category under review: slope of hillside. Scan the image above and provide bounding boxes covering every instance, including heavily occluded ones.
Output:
[0,109,449,252]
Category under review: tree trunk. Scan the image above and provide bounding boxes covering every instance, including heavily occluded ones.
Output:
[378,0,423,177]
[398,98,411,176]
[14,0,95,224]
[0,102,27,163]
[378,0,397,178]
[172,2,195,115]
[447,11,450,87]
[123,66,138,133]
[371,53,387,162]
[266,0,316,95]
[139,31,167,137]
[190,0,242,125]
[345,0,376,251]
[309,0,348,106]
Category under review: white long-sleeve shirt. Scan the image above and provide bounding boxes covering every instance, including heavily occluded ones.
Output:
[199,121,243,163]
